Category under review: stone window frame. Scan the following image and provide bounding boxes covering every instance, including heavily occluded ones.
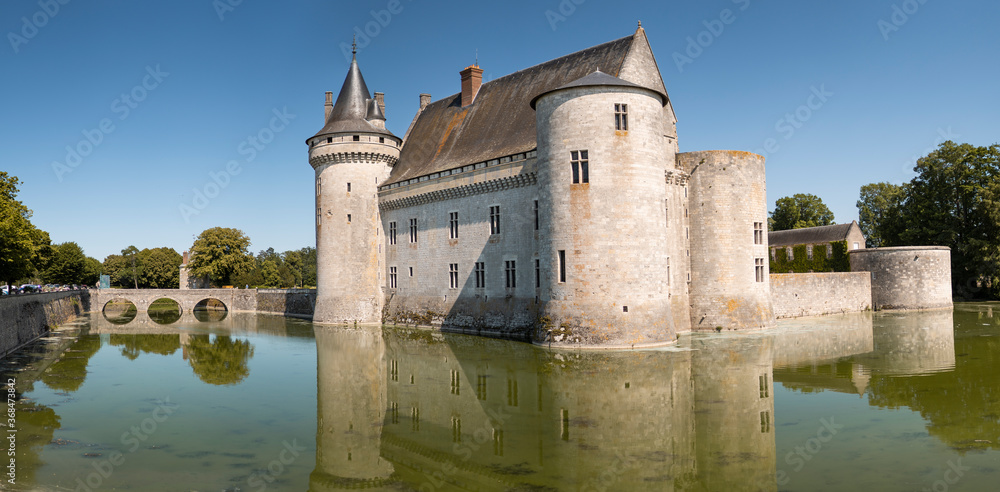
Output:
[505,259,517,290]
[753,222,764,245]
[489,205,501,235]
[389,266,397,289]
[474,262,485,289]
[614,103,628,131]
[570,150,589,184]
[449,211,459,239]
[755,258,766,283]
[449,263,459,289]
[388,221,397,245]
[409,218,418,243]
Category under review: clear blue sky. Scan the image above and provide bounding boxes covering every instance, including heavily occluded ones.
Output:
[3,0,998,261]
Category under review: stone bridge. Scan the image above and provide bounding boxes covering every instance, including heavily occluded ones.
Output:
[90,289,257,315]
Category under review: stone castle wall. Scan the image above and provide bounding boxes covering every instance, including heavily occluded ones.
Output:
[849,247,952,311]
[380,169,540,338]
[535,85,676,347]
[770,272,872,319]
[682,150,774,331]
[0,291,90,358]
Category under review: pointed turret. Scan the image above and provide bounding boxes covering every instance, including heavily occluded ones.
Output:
[307,46,402,326]
[312,51,396,139]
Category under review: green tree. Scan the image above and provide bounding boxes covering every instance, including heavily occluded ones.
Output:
[298,246,316,287]
[138,247,182,288]
[83,256,102,286]
[857,182,908,248]
[903,141,1000,297]
[121,245,140,289]
[0,172,49,290]
[42,242,89,285]
[769,194,835,231]
[103,254,129,288]
[188,227,254,287]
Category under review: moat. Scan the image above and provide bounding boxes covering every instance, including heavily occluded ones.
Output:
[2,305,999,491]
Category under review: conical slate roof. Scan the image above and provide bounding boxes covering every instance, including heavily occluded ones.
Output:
[530,70,667,109]
[312,54,396,138]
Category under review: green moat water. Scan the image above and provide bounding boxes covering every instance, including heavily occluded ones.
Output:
[2,305,999,491]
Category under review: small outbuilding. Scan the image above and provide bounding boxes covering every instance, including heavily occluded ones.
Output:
[768,221,866,273]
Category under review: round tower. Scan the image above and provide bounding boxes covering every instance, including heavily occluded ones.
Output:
[680,150,774,331]
[307,50,401,325]
[531,71,675,347]
[849,246,952,311]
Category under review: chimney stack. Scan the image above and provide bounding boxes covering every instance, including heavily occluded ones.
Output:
[460,65,483,107]
[419,93,432,111]
[374,92,385,118]
[324,91,333,122]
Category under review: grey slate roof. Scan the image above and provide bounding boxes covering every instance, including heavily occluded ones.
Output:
[530,70,667,109]
[768,222,859,248]
[312,54,396,138]
[386,33,662,185]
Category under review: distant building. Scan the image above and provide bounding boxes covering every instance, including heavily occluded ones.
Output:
[179,251,209,289]
[768,221,865,272]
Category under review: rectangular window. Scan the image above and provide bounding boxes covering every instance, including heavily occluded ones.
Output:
[449,263,459,289]
[409,218,418,243]
[347,182,351,193]
[571,150,589,184]
[615,103,628,131]
[490,206,501,234]
[475,262,485,289]
[665,198,669,227]
[807,245,813,260]
[755,258,766,283]
[347,214,351,223]
[754,222,764,245]
[505,260,517,289]
[316,207,321,226]
[853,242,860,250]
[352,135,360,142]
[558,250,566,283]
[533,200,539,231]
[389,221,397,245]
[389,266,397,289]
[316,178,322,196]
[449,212,459,239]
[667,257,671,287]
[409,266,414,277]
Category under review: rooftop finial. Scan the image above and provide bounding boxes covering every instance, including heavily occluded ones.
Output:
[352,34,357,55]
[638,20,642,28]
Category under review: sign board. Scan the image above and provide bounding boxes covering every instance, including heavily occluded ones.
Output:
[99,275,110,290]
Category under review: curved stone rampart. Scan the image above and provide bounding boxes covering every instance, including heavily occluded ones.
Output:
[849,247,952,311]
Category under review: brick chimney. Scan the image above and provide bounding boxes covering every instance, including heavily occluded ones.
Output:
[324,91,333,122]
[374,91,385,117]
[460,65,483,107]
[419,93,432,111]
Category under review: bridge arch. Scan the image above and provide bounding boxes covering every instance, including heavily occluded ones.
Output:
[102,298,138,324]
[194,297,229,322]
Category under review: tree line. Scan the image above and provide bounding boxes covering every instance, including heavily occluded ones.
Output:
[858,141,1000,299]
[1,172,315,290]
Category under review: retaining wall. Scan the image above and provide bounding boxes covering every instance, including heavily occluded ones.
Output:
[770,273,872,319]
[256,289,316,318]
[0,291,90,358]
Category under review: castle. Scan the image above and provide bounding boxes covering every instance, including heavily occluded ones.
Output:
[306,25,951,348]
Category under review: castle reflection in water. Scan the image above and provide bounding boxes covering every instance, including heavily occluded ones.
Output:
[310,307,962,491]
